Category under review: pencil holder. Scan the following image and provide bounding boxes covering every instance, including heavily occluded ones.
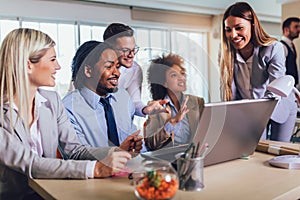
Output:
[176,153,204,191]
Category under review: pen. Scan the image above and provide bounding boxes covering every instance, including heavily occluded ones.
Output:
[191,146,195,158]
[132,138,136,153]
[183,143,194,159]
[195,142,200,158]
[199,143,209,158]
[200,144,209,158]
[132,143,136,153]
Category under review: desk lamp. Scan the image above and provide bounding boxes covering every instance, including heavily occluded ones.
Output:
[267,75,300,169]
[267,75,300,98]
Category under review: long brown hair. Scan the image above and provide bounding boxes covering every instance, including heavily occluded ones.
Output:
[220,2,277,101]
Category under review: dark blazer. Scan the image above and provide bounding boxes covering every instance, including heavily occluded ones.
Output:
[281,40,298,86]
[0,89,111,199]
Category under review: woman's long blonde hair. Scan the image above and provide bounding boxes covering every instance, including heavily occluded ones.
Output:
[0,28,55,133]
[220,2,277,101]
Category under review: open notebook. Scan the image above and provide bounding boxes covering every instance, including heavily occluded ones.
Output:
[141,98,278,166]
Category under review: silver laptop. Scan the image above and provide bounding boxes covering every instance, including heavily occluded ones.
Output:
[141,98,278,166]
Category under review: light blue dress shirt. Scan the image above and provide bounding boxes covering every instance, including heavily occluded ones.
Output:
[164,95,191,145]
[63,87,146,152]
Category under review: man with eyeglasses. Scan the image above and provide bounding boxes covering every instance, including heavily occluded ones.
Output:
[103,23,169,117]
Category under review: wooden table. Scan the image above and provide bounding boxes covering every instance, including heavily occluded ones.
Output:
[29,150,300,200]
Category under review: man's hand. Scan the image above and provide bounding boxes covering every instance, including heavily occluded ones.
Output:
[142,99,170,115]
[94,151,131,177]
[119,130,143,153]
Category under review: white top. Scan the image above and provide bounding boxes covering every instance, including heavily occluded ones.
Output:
[118,61,145,117]
[29,91,47,157]
[281,36,295,57]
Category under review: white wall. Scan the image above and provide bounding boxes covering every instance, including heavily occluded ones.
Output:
[0,0,282,102]
[0,0,214,29]
[0,0,131,24]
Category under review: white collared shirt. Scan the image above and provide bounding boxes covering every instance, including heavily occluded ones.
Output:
[118,61,145,117]
[28,91,47,157]
[281,36,295,57]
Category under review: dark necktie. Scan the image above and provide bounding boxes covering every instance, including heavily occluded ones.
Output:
[100,97,120,146]
[292,42,297,57]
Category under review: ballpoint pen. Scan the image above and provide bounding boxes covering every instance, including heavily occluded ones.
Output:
[199,144,209,158]
[132,141,136,153]
[131,137,138,153]
[196,143,209,158]
[194,142,200,158]
[182,143,194,159]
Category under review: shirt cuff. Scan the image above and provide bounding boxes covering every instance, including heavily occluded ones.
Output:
[109,146,118,153]
[135,102,146,117]
[87,160,97,178]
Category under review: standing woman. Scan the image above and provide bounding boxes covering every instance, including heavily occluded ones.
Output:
[144,54,204,151]
[0,28,132,199]
[220,2,297,142]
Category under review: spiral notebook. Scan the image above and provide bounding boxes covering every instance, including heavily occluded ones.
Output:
[141,98,278,166]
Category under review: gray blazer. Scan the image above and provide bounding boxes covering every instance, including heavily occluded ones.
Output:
[232,41,296,123]
[0,89,111,199]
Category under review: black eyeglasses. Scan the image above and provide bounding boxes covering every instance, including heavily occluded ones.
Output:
[116,46,139,57]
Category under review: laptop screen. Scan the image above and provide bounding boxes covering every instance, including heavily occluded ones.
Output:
[141,98,278,166]
[194,98,278,166]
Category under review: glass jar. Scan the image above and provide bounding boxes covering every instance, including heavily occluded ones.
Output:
[133,160,179,200]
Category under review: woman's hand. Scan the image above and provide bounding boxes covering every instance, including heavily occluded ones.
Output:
[142,99,171,115]
[94,151,131,177]
[169,96,190,126]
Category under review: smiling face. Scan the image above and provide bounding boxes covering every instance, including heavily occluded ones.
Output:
[85,49,120,97]
[224,16,252,50]
[114,36,136,68]
[28,47,61,88]
[164,64,186,96]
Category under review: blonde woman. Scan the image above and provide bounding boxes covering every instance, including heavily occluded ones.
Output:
[0,28,133,199]
[219,2,297,142]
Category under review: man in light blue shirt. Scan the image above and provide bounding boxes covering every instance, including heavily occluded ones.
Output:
[63,41,145,152]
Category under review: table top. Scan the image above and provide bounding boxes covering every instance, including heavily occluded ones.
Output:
[29,149,300,200]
